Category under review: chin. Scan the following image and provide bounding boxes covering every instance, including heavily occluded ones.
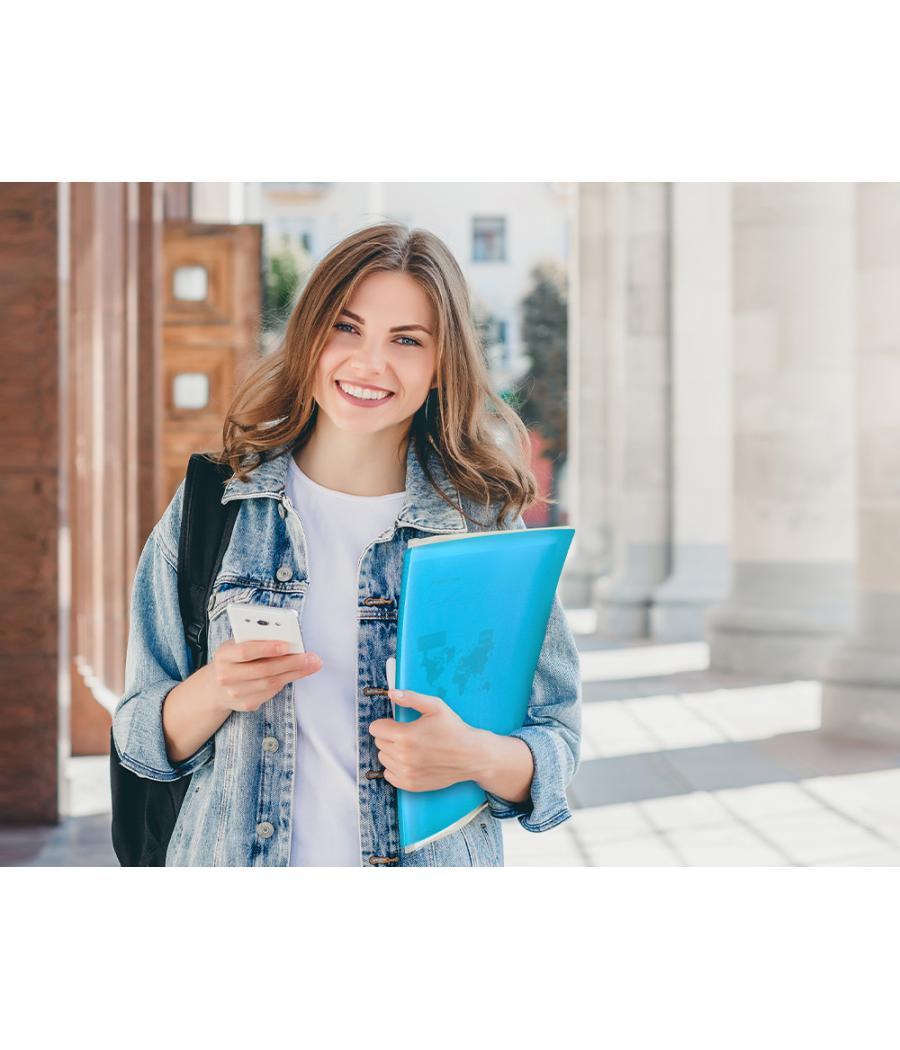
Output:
[327,404,408,435]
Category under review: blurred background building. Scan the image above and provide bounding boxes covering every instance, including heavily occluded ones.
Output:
[2,181,898,866]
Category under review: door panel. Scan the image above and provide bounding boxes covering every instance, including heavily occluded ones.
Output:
[161,222,262,512]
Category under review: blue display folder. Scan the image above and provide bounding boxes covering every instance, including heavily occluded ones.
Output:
[392,526,575,853]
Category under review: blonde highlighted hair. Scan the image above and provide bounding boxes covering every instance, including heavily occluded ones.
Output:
[211,222,541,526]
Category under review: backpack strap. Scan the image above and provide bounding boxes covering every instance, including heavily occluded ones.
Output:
[177,453,240,672]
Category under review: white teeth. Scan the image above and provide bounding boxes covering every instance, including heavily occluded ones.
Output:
[338,381,392,401]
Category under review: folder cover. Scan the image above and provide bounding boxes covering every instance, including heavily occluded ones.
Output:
[392,525,575,852]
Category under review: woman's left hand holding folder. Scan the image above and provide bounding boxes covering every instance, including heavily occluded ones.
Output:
[368,690,486,792]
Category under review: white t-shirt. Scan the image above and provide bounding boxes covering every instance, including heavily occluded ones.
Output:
[285,456,406,866]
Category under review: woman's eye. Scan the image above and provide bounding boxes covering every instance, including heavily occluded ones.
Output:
[333,322,421,348]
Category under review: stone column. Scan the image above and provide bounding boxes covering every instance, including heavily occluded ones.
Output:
[651,183,733,640]
[707,184,857,675]
[821,184,900,743]
[0,183,62,822]
[561,182,619,606]
[593,183,672,637]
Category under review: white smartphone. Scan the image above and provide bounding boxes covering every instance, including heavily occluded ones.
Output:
[226,602,304,653]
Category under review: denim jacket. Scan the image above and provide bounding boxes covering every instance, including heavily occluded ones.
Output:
[112,439,582,866]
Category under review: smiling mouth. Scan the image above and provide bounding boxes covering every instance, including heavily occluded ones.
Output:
[335,379,395,405]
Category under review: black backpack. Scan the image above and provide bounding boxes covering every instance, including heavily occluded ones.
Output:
[109,453,239,866]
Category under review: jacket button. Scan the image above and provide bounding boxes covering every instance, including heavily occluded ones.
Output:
[276,566,293,582]
[257,821,275,839]
[262,737,279,753]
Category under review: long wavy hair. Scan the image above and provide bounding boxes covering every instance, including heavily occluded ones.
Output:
[209,221,542,526]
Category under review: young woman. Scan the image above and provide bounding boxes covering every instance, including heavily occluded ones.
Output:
[113,222,581,867]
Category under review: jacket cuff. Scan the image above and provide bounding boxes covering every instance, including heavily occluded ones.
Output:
[483,726,573,833]
[113,678,215,782]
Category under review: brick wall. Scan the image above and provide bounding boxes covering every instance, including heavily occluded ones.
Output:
[0,183,60,823]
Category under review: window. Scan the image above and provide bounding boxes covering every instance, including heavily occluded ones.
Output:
[172,265,208,302]
[481,317,510,367]
[472,217,506,262]
[172,373,210,410]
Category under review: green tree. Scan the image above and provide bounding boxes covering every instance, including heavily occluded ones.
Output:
[263,241,303,332]
[517,261,568,518]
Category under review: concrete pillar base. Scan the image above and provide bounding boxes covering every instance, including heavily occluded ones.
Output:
[652,598,718,642]
[651,543,731,642]
[594,578,655,639]
[593,539,671,639]
[561,543,611,609]
[821,675,900,746]
[821,596,900,744]
[707,619,845,678]
[594,594,649,639]
[706,562,855,677]
[560,569,595,609]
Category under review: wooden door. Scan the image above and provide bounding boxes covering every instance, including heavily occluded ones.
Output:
[161,222,263,514]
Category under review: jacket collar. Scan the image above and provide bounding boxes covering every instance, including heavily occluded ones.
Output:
[220,437,468,534]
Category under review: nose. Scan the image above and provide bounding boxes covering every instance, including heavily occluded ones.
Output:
[350,335,387,375]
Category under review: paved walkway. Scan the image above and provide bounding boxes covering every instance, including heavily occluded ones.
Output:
[505,627,900,866]
[3,617,899,866]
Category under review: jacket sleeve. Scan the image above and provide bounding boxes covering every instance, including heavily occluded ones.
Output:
[112,478,216,782]
[481,513,582,832]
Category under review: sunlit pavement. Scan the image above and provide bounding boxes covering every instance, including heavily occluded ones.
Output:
[4,610,900,867]
[503,613,900,866]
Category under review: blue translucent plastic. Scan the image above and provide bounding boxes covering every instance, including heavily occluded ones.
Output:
[394,526,575,852]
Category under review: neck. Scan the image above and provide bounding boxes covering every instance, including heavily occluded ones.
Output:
[294,413,409,496]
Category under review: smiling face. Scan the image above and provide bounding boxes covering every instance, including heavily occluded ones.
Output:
[310,270,438,438]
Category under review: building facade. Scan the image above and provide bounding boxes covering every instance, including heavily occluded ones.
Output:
[566,182,900,745]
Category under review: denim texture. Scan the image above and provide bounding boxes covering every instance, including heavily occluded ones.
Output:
[112,440,582,867]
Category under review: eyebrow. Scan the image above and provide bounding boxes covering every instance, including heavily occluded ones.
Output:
[340,308,432,336]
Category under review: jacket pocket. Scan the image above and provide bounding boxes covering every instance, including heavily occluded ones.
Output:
[207,584,259,623]
[166,759,213,865]
[459,811,503,867]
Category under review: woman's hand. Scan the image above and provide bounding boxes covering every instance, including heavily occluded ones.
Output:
[210,639,322,713]
[368,689,485,792]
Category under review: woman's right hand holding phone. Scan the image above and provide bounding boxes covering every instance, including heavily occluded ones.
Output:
[209,639,322,713]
